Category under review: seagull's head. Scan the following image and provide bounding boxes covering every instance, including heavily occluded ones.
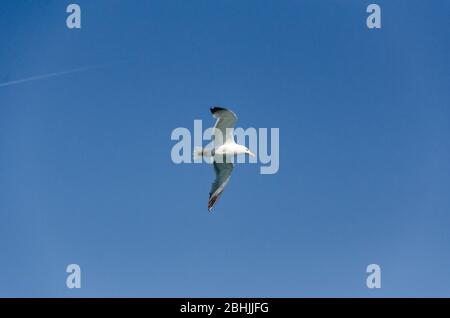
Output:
[244,147,256,157]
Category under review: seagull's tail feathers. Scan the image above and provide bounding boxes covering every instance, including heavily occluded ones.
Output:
[193,147,213,160]
[193,147,204,160]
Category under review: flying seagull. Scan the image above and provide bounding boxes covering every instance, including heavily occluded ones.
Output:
[195,107,255,212]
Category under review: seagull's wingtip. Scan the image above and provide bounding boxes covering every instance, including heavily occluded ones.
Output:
[208,195,217,212]
[210,106,227,114]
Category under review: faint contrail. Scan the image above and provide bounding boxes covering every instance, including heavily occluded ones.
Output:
[0,63,114,88]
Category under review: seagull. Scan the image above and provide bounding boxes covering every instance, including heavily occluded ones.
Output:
[194,107,255,212]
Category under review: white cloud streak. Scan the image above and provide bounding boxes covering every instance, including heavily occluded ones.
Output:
[0,64,112,88]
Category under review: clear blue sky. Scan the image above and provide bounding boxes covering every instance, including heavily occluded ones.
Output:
[0,0,449,297]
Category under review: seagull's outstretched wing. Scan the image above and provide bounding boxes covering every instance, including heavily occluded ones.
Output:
[210,107,237,146]
[208,161,234,212]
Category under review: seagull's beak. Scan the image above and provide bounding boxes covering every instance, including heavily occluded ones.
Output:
[248,151,256,157]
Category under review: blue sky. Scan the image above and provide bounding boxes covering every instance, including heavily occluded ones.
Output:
[0,0,449,297]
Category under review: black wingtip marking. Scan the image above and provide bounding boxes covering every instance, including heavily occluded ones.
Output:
[210,107,227,114]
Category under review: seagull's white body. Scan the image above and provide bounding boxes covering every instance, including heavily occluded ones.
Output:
[195,107,255,212]
[214,143,248,157]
